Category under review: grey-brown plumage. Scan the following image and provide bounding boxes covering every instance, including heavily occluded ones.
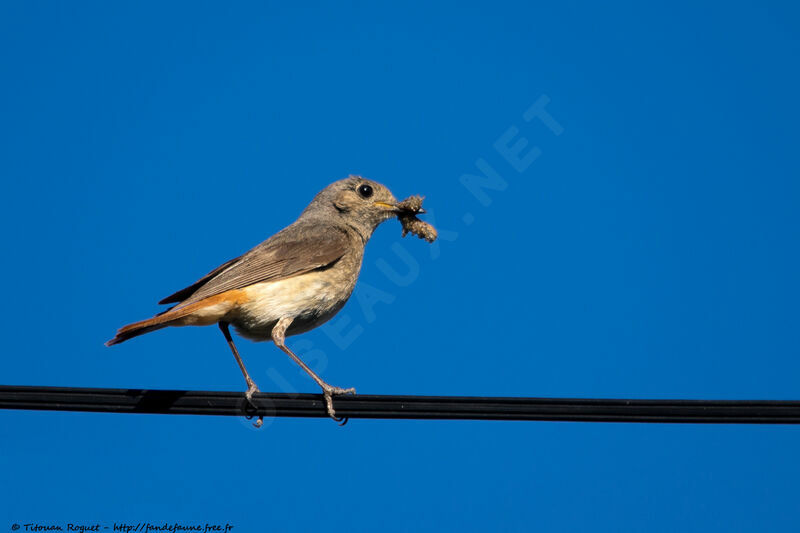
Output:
[107,176,428,424]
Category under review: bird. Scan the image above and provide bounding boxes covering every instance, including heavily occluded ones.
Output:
[106,176,419,424]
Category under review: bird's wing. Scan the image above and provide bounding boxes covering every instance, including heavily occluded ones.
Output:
[160,225,350,308]
[158,255,243,304]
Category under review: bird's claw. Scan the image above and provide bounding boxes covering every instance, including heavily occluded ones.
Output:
[244,382,260,401]
[244,383,263,428]
[322,385,356,424]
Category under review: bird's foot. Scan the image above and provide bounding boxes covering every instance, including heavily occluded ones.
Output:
[244,382,263,428]
[321,384,356,425]
[245,381,260,401]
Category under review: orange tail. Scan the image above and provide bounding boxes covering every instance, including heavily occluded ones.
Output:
[105,304,191,346]
[105,320,169,346]
[105,291,243,346]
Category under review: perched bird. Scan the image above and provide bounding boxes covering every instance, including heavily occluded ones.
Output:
[106,176,422,423]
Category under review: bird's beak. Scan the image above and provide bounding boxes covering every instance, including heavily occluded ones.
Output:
[375,201,425,214]
[374,201,403,213]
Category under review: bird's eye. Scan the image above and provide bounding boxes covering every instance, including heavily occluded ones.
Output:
[357,184,374,198]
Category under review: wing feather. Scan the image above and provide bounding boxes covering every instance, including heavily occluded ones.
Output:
[158,255,242,304]
[162,224,349,309]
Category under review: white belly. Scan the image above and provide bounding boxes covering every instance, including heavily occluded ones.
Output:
[231,270,349,341]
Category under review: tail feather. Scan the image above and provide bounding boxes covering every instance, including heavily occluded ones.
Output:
[105,308,188,346]
[105,322,169,346]
[105,293,235,346]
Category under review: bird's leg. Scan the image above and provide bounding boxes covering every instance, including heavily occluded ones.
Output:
[219,322,260,398]
[272,317,355,423]
[219,321,263,428]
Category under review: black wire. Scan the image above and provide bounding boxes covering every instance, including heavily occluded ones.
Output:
[2,385,800,423]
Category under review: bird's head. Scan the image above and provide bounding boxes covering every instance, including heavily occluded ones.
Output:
[302,176,406,238]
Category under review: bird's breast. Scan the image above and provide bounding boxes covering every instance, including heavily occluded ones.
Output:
[231,266,358,341]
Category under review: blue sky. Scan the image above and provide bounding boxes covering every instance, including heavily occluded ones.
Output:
[1,1,799,531]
